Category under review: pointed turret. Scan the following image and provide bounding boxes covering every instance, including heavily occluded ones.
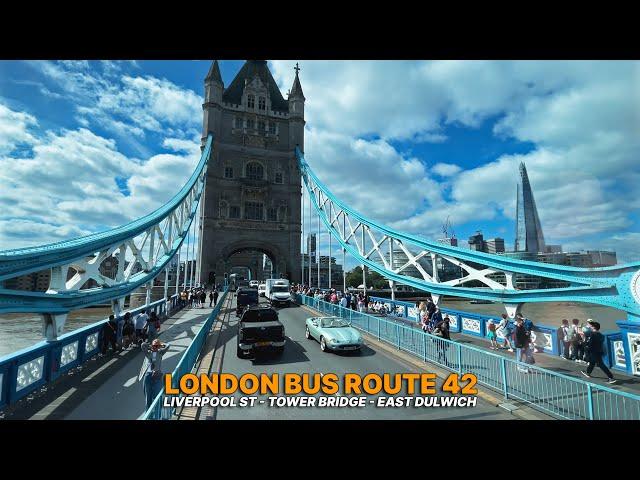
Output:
[287,62,305,150]
[204,60,224,105]
[205,60,223,86]
[289,65,305,100]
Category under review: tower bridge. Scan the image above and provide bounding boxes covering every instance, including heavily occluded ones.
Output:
[0,60,639,420]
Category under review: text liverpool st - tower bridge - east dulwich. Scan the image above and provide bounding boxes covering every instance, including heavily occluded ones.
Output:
[197,60,305,287]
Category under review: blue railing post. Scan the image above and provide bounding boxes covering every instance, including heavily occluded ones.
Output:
[587,385,594,420]
[377,317,381,340]
[457,343,463,375]
[422,334,427,362]
[396,322,400,350]
[500,357,508,399]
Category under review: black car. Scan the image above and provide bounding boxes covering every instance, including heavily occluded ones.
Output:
[237,305,285,358]
[236,287,259,316]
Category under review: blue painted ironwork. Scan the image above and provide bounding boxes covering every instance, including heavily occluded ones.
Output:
[0,135,213,315]
[296,293,640,420]
[0,295,182,409]
[296,147,640,321]
[141,288,228,420]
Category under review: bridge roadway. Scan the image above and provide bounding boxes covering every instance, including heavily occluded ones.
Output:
[198,297,514,420]
[5,296,517,420]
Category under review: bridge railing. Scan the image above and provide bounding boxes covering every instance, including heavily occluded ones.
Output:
[141,288,229,420]
[367,296,628,372]
[0,294,180,410]
[295,294,640,420]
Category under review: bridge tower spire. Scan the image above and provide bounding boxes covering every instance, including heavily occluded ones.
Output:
[288,62,306,152]
[202,60,224,148]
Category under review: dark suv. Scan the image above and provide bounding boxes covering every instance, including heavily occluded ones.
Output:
[236,287,258,316]
[237,305,285,358]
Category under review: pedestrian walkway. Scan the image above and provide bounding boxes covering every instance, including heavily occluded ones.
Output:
[4,304,216,420]
[369,311,640,396]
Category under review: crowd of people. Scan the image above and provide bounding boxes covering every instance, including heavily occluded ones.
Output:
[179,286,219,309]
[101,309,162,355]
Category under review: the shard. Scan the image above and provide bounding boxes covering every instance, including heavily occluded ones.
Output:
[514,162,546,253]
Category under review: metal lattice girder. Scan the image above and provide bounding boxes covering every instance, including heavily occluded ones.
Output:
[296,147,640,319]
[0,135,213,314]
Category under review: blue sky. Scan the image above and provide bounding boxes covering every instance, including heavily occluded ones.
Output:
[0,60,638,266]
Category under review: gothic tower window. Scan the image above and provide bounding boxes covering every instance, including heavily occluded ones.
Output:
[267,207,277,222]
[235,117,243,129]
[275,172,283,184]
[278,205,287,222]
[224,167,234,179]
[258,96,266,110]
[247,94,255,109]
[229,206,240,219]
[268,122,276,135]
[258,120,266,133]
[246,118,255,129]
[219,200,229,218]
[246,162,264,180]
[244,202,264,221]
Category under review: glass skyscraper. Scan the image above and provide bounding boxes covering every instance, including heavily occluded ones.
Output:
[514,162,546,253]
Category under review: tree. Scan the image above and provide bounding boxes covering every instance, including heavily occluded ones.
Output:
[345,266,388,289]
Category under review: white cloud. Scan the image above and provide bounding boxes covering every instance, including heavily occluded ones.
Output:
[272,60,639,259]
[0,103,38,154]
[431,163,462,177]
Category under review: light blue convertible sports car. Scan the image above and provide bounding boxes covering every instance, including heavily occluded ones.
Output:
[305,316,363,353]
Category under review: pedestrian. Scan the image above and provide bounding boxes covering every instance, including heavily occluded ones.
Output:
[145,311,160,342]
[433,315,451,365]
[570,318,585,363]
[513,316,531,373]
[209,290,214,307]
[135,310,149,344]
[560,319,571,359]
[140,339,171,410]
[430,306,443,332]
[486,319,499,350]
[497,313,513,351]
[581,320,616,384]
[122,312,135,349]
[213,289,219,307]
[200,289,206,308]
[101,314,118,354]
[116,313,125,349]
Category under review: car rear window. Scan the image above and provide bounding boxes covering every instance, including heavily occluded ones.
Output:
[242,309,278,322]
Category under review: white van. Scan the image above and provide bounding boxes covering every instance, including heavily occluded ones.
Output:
[265,279,291,307]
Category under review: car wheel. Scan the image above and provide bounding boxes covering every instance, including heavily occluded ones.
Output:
[320,336,329,352]
[236,346,244,358]
[305,326,312,339]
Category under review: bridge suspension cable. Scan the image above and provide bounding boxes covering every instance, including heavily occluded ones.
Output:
[0,134,214,338]
[296,147,640,321]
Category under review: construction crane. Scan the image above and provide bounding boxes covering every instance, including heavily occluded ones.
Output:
[442,215,456,240]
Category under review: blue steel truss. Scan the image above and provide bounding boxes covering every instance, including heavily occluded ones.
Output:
[296,147,640,321]
[0,135,213,314]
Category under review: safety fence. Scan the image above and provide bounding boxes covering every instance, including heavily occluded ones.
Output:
[296,294,640,420]
[141,288,229,420]
[0,294,180,410]
[366,296,629,372]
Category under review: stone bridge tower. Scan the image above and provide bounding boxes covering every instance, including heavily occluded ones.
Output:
[197,60,304,286]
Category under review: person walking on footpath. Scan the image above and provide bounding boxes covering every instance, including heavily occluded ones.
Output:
[213,288,219,307]
[209,290,214,307]
[140,339,171,410]
[560,319,572,359]
[581,320,617,384]
[514,316,531,373]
